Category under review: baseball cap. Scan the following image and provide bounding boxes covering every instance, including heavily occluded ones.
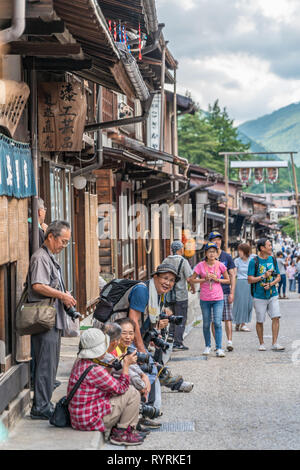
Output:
[204,242,218,251]
[208,231,223,241]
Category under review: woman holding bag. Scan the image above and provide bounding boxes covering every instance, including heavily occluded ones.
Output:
[190,242,230,357]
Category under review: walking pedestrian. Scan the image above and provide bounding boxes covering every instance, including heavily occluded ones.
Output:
[162,240,195,351]
[248,238,285,351]
[286,260,296,292]
[233,243,253,332]
[190,242,230,357]
[276,251,288,299]
[28,220,76,419]
[207,231,236,352]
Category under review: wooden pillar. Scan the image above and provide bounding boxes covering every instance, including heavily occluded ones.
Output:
[224,153,229,252]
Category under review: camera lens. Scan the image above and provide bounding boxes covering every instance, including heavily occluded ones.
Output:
[140,403,160,420]
[65,306,82,321]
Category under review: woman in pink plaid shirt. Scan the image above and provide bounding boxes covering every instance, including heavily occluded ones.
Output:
[67,328,145,446]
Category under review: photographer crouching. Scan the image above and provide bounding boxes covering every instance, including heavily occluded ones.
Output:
[28,220,80,420]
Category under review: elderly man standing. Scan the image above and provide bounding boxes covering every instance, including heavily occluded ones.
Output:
[162,241,195,351]
[28,220,76,420]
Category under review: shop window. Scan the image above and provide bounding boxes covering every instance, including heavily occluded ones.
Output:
[50,166,74,293]
[0,262,17,374]
[120,188,134,276]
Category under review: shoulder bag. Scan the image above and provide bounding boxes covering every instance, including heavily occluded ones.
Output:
[49,364,96,428]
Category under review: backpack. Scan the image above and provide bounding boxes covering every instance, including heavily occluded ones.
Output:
[93,279,147,323]
[250,255,278,297]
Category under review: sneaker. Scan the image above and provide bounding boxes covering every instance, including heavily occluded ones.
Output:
[178,381,194,393]
[202,347,211,355]
[258,344,267,351]
[139,417,162,428]
[173,343,189,351]
[110,426,144,446]
[240,326,251,332]
[30,405,54,420]
[227,341,234,351]
[216,349,226,357]
[271,343,285,351]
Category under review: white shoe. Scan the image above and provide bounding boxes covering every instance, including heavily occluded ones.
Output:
[203,347,211,355]
[227,341,234,351]
[240,325,251,332]
[258,344,266,351]
[216,349,226,357]
[271,343,285,351]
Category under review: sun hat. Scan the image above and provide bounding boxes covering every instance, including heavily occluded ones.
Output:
[204,242,218,251]
[171,240,184,254]
[151,263,181,282]
[208,231,223,241]
[78,328,110,359]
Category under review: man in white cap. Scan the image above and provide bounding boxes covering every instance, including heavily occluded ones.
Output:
[162,240,195,350]
[67,328,145,446]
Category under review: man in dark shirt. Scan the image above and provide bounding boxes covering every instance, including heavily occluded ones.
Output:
[208,231,236,352]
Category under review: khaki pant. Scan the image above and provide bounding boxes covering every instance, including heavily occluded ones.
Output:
[103,385,140,430]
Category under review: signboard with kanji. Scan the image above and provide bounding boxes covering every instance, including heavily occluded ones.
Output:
[38,82,87,152]
[147,93,161,150]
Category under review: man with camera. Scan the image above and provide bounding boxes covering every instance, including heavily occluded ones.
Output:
[248,238,285,351]
[28,220,79,420]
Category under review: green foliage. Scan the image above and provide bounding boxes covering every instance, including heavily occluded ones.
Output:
[178,100,250,174]
[279,216,299,240]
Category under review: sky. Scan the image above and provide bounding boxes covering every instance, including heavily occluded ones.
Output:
[156,0,300,125]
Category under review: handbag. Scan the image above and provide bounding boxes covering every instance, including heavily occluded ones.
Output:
[165,258,184,306]
[49,364,96,428]
[15,280,57,336]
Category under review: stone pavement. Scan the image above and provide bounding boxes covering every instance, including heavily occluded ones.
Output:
[2,289,300,450]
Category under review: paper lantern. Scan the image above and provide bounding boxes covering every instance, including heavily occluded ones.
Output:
[267,167,278,184]
[254,168,264,184]
[239,167,251,184]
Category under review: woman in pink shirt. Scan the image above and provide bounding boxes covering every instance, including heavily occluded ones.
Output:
[190,242,230,357]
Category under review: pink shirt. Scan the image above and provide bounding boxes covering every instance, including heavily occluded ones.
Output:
[194,260,227,301]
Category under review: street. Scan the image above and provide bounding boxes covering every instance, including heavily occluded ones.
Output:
[2,294,300,451]
[130,295,300,450]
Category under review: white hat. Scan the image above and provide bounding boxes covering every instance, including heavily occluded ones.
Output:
[78,328,110,359]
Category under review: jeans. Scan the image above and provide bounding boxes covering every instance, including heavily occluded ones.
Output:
[200,299,224,350]
[278,274,286,296]
[289,279,296,292]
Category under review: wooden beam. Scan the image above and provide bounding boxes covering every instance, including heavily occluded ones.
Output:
[24,18,65,36]
[23,57,92,71]
[9,41,81,56]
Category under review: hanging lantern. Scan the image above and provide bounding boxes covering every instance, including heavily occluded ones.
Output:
[113,22,117,41]
[254,168,264,184]
[267,167,278,184]
[108,20,112,34]
[138,23,142,60]
[239,167,251,184]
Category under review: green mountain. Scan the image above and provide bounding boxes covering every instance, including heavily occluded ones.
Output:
[238,102,300,166]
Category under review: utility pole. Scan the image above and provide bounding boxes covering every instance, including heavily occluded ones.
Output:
[290,152,300,242]
[224,153,229,252]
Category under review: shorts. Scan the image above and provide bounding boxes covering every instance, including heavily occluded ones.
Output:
[222,294,233,321]
[253,296,281,323]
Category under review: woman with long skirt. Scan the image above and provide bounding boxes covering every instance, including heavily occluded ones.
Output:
[233,243,253,332]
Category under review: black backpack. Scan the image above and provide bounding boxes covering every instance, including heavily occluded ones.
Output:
[93,279,147,323]
[250,255,278,297]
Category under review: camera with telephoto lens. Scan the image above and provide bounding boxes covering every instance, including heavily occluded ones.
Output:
[64,305,82,322]
[126,346,150,364]
[140,403,160,420]
[139,362,154,374]
[143,329,170,353]
[110,358,123,371]
[159,312,183,326]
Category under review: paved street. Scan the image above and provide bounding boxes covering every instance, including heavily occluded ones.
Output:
[132,294,300,450]
[2,293,300,450]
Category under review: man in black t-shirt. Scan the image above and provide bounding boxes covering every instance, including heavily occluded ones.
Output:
[208,231,236,352]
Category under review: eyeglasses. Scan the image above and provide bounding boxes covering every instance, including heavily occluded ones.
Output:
[158,275,176,284]
[55,237,70,247]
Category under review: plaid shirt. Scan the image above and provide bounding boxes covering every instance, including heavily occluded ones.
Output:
[67,359,130,431]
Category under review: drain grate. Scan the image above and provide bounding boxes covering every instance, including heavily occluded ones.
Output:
[151,421,195,433]
[170,356,208,362]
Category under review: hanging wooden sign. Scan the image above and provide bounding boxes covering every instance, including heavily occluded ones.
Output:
[0,80,30,138]
[239,167,251,184]
[267,167,278,184]
[38,81,87,152]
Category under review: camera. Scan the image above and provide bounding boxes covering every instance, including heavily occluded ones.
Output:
[143,329,170,353]
[127,346,150,364]
[160,312,183,326]
[140,403,160,420]
[64,305,82,321]
[110,358,123,371]
[139,363,154,374]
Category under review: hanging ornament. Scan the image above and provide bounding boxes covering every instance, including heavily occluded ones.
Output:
[113,22,117,41]
[138,23,142,60]
[118,21,122,42]
[126,33,131,53]
[254,168,264,184]
[122,25,126,44]
[267,167,278,184]
[108,20,112,34]
[239,168,251,184]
